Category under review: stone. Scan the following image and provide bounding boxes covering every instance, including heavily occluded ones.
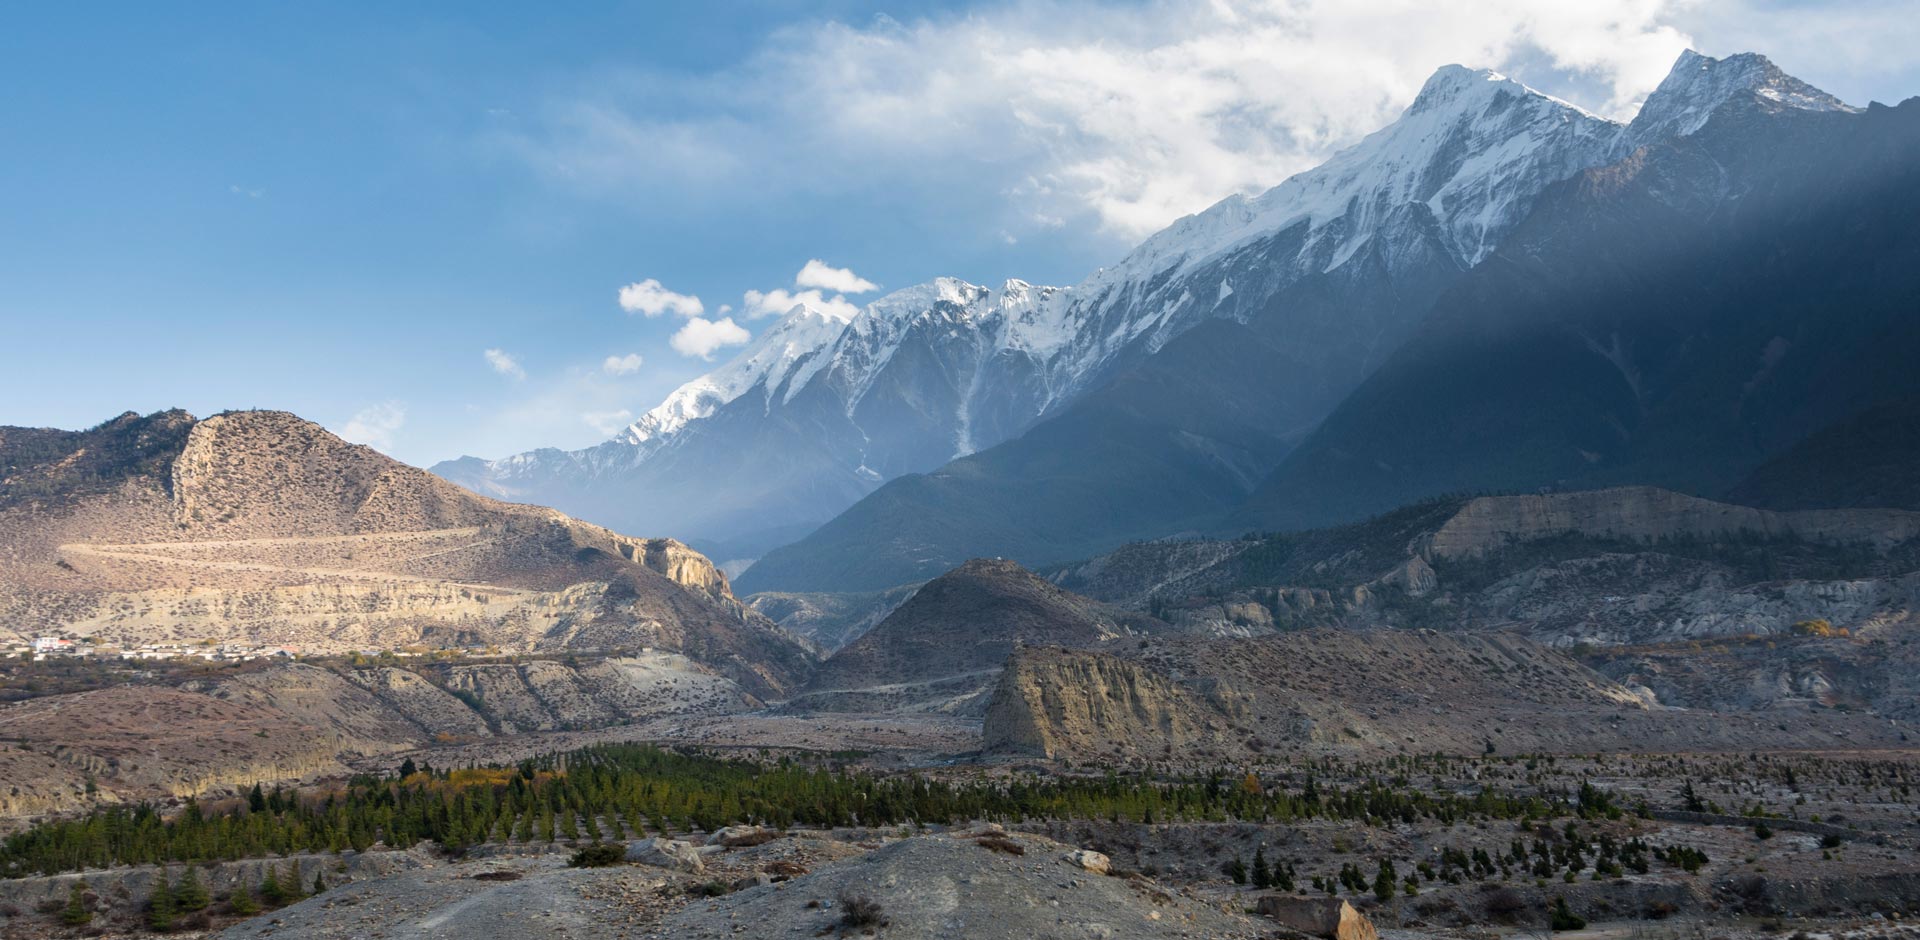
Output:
[1254,896,1379,940]
[706,825,775,847]
[1061,850,1111,876]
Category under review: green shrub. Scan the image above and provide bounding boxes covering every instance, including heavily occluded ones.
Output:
[1549,897,1585,931]
[568,843,625,868]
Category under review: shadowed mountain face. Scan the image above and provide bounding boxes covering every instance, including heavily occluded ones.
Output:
[738,320,1315,593]
[1237,95,1920,533]
[0,409,815,698]
[1726,400,1920,511]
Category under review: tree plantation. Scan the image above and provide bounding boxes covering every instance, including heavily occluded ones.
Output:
[5,745,1613,877]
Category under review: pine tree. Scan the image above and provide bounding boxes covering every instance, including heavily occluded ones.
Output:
[62,881,93,926]
[1252,846,1273,889]
[229,881,261,915]
[1373,859,1397,902]
[312,872,328,896]
[1226,857,1248,884]
[282,862,306,901]
[148,871,177,931]
[1550,897,1586,930]
[175,867,211,912]
[261,866,287,905]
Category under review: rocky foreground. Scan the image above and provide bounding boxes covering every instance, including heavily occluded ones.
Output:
[205,828,1262,940]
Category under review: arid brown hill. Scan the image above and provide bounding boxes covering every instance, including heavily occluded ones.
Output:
[788,558,1171,714]
[0,410,813,697]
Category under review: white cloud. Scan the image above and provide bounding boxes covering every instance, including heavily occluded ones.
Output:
[795,259,879,294]
[229,184,265,199]
[484,348,526,379]
[741,287,862,321]
[510,0,1706,240]
[617,278,705,318]
[670,316,752,359]
[337,401,406,453]
[602,352,645,375]
[580,408,635,435]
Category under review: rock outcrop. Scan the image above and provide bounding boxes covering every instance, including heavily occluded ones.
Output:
[982,628,1909,762]
[983,646,1214,760]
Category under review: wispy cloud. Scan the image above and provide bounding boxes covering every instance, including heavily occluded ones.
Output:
[228,184,266,199]
[505,0,1698,240]
[617,278,705,318]
[670,317,751,360]
[484,348,526,379]
[580,408,635,435]
[602,352,645,375]
[337,401,406,453]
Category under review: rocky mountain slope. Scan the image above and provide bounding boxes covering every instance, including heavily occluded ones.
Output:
[740,50,1876,595]
[1238,64,1917,534]
[784,558,1171,714]
[744,584,915,654]
[0,409,814,698]
[1055,486,1920,648]
[0,653,753,820]
[982,629,1907,763]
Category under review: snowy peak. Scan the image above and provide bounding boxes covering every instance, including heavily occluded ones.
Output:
[620,300,850,448]
[1629,50,1857,144]
[1120,61,1617,280]
[1407,64,1600,121]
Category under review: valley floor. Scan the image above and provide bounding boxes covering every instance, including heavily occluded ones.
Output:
[6,747,1920,939]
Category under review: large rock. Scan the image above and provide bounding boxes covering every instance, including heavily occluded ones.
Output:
[1255,896,1379,940]
[1061,849,1111,875]
[625,837,705,874]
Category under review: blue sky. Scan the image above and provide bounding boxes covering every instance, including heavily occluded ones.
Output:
[3,1,1916,466]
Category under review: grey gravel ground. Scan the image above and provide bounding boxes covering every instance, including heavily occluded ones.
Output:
[211,829,1266,940]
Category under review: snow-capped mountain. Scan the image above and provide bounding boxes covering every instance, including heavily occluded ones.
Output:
[440,50,1844,567]
[436,278,1068,560]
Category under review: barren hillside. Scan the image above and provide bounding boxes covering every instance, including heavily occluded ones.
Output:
[0,410,814,698]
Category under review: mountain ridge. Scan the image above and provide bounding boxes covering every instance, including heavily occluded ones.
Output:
[743,50,1905,593]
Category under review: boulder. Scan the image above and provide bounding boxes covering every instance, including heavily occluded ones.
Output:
[1254,896,1378,940]
[706,825,777,847]
[625,838,705,874]
[1061,849,1111,876]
